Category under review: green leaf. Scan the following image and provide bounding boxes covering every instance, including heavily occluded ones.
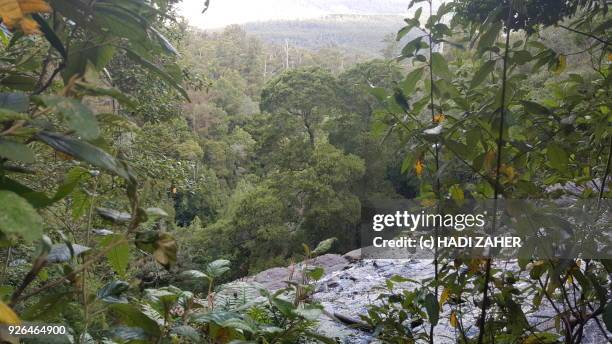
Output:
[109,326,148,342]
[401,154,416,174]
[393,89,410,112]
[0,75,37,91]
[96,113,140,132]
[0,108,28,121]
[53,166,90,201]
[0,92,29,112]
[71,189,91,219]
[62,41,116,80]
[449,184,465,203]
[0,177,53,209]
[413,7,423,20]
[145,207,168,219]
[549,55,567,75]
[512,50,533,65]
[145,288,179,314]
[124,48,190,101]
[36,131,134,182]
[508,299,529,335]
[294,304,323,321]
[444,139,471,159]
[0,191,43,242]
[400,36,423,58]
[32,14,67,59]
[39,96,100,140]
[424,293,439,325]
[471,60,495,88]
[206,259,230,279]
[388,275,408,284]
[312,237,337,256]
[529,262,547,280]
[75,82,137,110]
[149,27,179,55]
[152,233,177,269]
[190,310,244,327]
[522,332,562,344]
[270,296,295,318]
[431,53,451,80]
[172,325,201,342]
[397,25,414,41]
[110,304,161,338]
[521,100,550,116]
[305,267,324,281]
[304,331,337,344]
[97,280,129,303]
[47,243,90,263]
[477,21,502,55]
[21,293,71,321]
[96,207,132,223]
[101,235,130,278]
[368,87,387,102]
[400,67,424,95]
[179,270,208,280]
[604,302,612,333]
[0,139,35,163]
[546,144,568,171]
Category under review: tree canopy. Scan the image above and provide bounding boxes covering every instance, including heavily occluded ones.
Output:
[0,0,610,343]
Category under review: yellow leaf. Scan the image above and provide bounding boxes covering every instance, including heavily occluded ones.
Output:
[420,198,436,207]
[153,233,177,269]
[608,53,612,62]
[500,164,517,181]
[483,149,496,173]
[0,0,22,27]
[18,0,50,13]
[439,287,450,306]
[551,55,567,75]
[449,311,458,328]
[469,258,487,273]
[433,113,446,123]
[18,16,39,34]
[0,301,20,325]
[415,159,425,176]
[0,0,51,35]
[56,151,73,161]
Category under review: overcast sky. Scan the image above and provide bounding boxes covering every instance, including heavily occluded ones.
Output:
[178,0,415,29]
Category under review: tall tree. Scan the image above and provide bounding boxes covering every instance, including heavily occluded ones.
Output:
[260,67,338,146]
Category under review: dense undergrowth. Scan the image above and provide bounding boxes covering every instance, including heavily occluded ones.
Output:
[0,0,610,343]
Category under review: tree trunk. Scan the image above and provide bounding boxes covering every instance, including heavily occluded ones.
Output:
[303,117,315,147]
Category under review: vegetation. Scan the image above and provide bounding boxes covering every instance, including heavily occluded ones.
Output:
[0,0,610,343]
[243,14,413,57]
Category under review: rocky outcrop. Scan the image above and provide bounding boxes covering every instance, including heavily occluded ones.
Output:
[244,254,350,291]
[217,252,610,343]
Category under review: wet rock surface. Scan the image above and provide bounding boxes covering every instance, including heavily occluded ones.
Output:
[312,259,440,343]
[244,254,350,290]
[220,254,610,343]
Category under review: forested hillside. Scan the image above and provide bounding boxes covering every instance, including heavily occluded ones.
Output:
[0,0,610,343]
[243,15,411,57]
[279,0,411,14]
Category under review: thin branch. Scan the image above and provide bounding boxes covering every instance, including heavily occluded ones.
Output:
[558,24,611,46]
[11,237,129,305]
[427,1,440,342]
[597,136,612,210]
[477,3,513,343]
[33,62,66,95]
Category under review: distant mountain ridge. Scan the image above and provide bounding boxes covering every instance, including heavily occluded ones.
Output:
[289,0,410,14]
[242,14,414,57]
